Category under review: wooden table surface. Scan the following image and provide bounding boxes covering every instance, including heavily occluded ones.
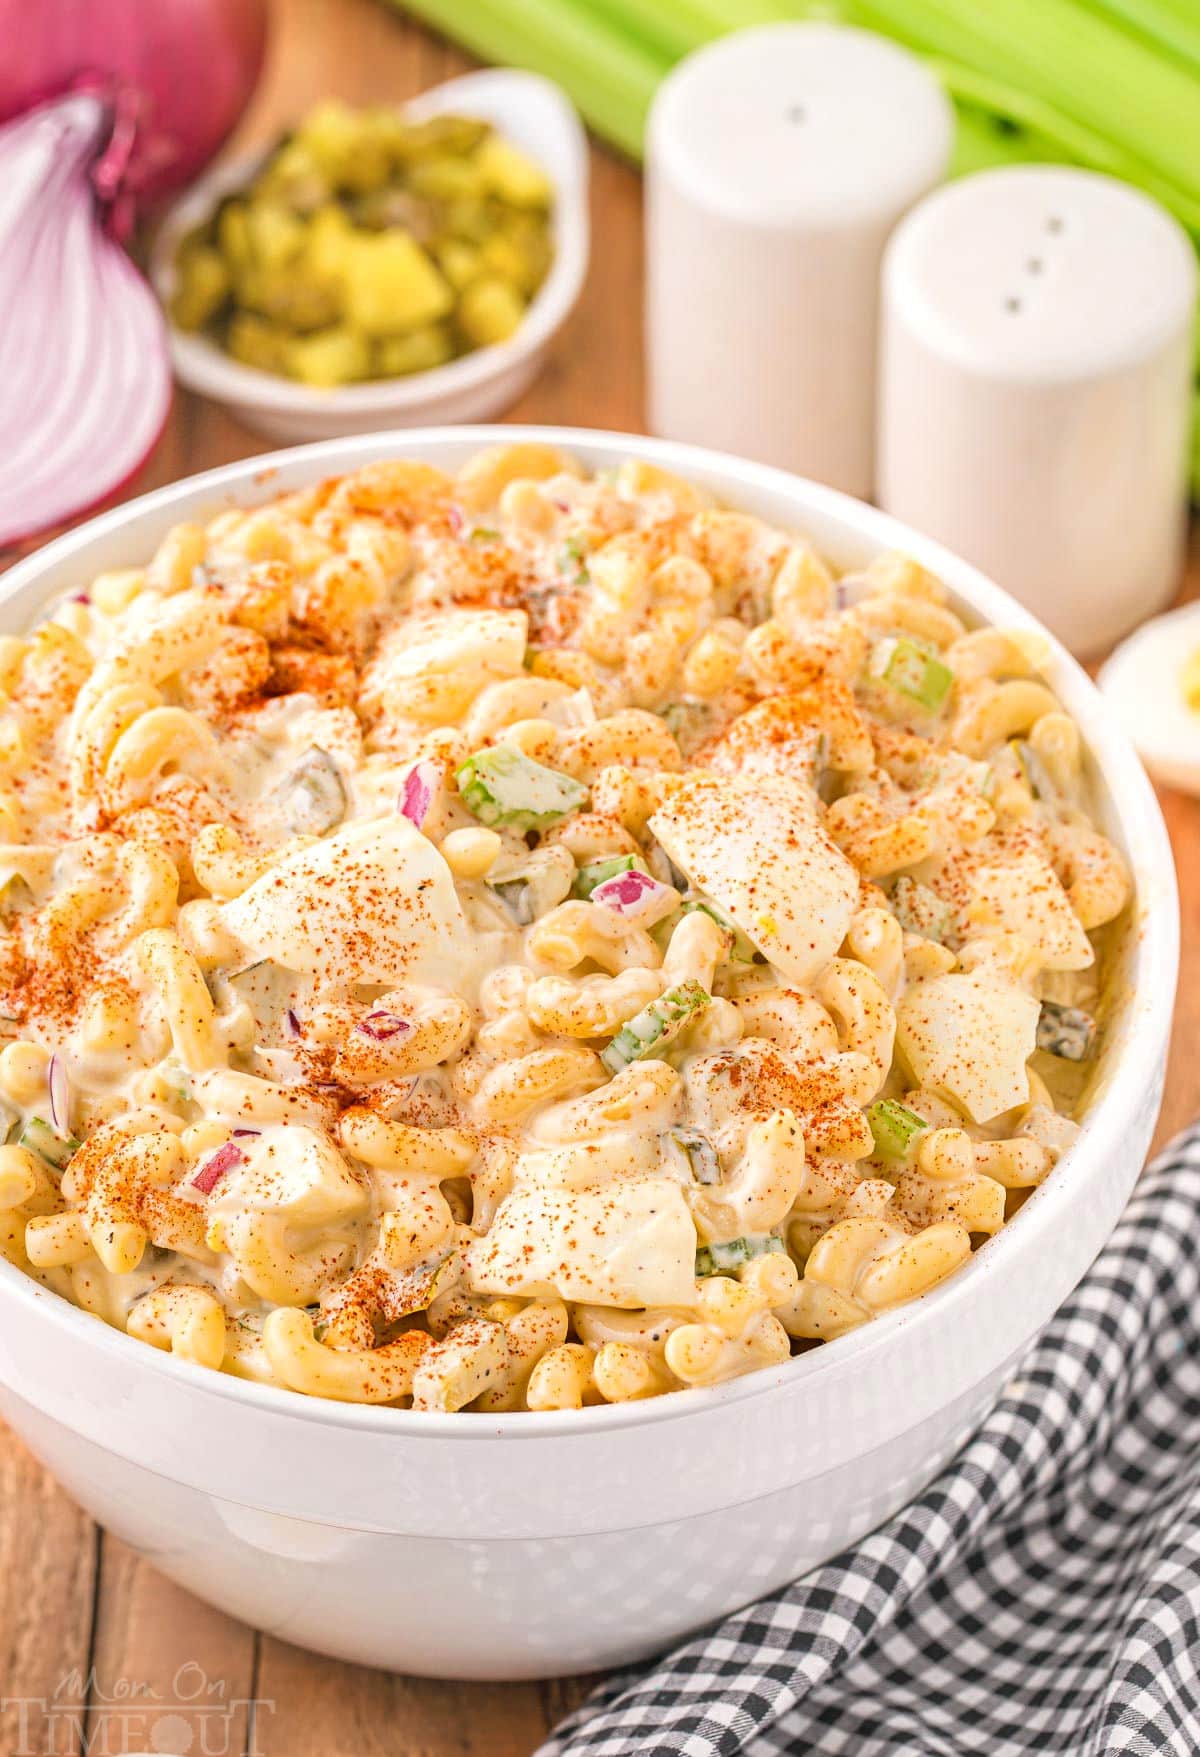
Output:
[1,2,1196,1752]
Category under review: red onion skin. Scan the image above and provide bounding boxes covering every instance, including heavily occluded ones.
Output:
[0,0,268,219]
[358,1013,412,1042]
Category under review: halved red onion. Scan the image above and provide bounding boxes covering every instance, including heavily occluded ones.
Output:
[0,0,268,213]
[191,1140,244,1196]
[0,94,172,548]
[399,760,441,831]
[591,868,677,926]
[358,1011,412,1042]
[48,1053,70,1135]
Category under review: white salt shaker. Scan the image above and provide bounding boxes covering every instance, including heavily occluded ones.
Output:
[646,22,953,498]
[878,167,1197,657]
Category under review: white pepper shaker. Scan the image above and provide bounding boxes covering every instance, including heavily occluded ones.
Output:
[646,22,953,499]
[878,166,1197,657]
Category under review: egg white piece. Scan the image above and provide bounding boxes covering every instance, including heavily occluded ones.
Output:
[1099,602,1200,795]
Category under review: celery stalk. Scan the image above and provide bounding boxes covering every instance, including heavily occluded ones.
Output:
[1078,0,1200,76]
[397,0,665,158]
[849,0,1200,207]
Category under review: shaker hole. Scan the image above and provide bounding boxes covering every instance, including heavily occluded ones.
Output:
[786,104,806,124]
[1045,214,1065,234]
[1026,257,1043,274]
[1004,296,1022,314]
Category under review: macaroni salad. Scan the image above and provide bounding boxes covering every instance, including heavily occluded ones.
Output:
[0,445,1130,1411]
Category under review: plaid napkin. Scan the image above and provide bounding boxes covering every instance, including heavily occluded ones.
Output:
[542,1129,1200,1757]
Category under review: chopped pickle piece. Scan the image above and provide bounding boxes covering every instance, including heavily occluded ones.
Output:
[343,231,453,336]
[246,202,307,270]
[226,312,291,374]
[286,326,370,387]
[867,1099,927,1159]
[170,245,230,331]
[669,1127,721,1185]
[374,325,454,377]
[1010,738,1058,802]
[172,103,555,387]
[474,133,553,207]
[457,276,525,347]
[456,745,588,832]
[891,875,952,943]
[600,981,710,1075]
[435,238,483,291]
[407,155,485,203]
[1036,1000,1097,1062]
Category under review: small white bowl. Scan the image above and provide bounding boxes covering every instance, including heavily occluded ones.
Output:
[150,71,589,441]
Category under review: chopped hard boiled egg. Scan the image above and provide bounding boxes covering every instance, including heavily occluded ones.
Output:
[222,815,480,991]
[1099,602,1200,795]
[648,774,858,986]
[466,1182,697,1308]
[896,973,1040,1123]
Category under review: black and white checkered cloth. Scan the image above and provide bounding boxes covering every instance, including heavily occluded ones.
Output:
[542,1129,1200,1757]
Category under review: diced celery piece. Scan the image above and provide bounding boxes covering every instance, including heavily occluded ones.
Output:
[867,1099,928,1160]
[1036,1000,1096,1061]
[871,636,954,712]
[600,980,709,1075]
[559,534,590,584]
[695,1235,784,1277]
[680,898,760,963]
[19,1115,79,1170]
[573,853,645,898]
[456,744,588,831]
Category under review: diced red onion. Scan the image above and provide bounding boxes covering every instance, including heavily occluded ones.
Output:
[592,869,677,926]
[0,95,171,546]
[447,504,465,537]
[48,1053,70,1135]
[284,1008,303,1039]
[71,591,91,605]
[358,1011,412,1042]
[191,1140,244,1196]
[834,575,876,611]
[399,760,440,831]
[230,1127,261,1139]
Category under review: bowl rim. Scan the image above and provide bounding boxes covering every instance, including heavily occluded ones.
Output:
[0,423,1179,1441]
[148,68,590,416]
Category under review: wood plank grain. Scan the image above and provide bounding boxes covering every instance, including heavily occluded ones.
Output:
[0,1422,97,1757]
[82,1537,257,1757]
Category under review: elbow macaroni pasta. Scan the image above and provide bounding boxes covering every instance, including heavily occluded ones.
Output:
[0,447,1129,1409]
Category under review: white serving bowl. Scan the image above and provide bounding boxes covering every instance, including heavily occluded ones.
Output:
[149,72,589,442]
[0,429,1177,1680]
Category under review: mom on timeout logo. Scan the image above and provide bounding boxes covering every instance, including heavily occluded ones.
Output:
[2,1660,275,1756]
